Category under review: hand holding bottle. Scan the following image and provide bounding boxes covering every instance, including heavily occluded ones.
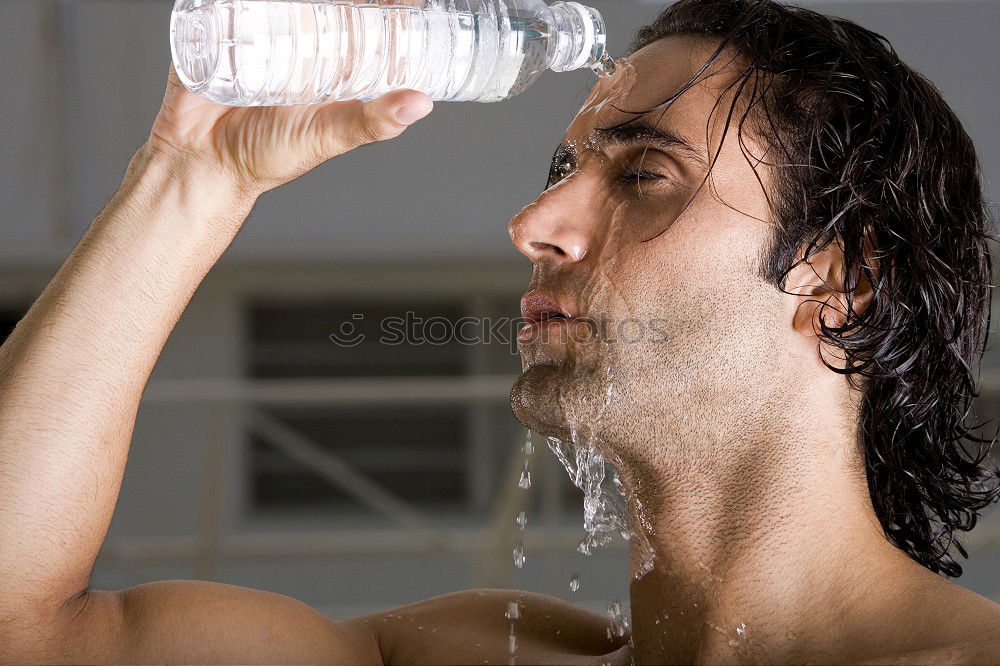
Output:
[146,63,433,197]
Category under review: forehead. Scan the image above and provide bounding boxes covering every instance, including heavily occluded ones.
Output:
[566,34,745,152]
[559,34,774,228]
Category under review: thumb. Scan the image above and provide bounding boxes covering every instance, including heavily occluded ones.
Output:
[327,90,434,154]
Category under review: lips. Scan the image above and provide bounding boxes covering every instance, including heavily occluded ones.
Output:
[520,291,575,324]
[519,291,577,342]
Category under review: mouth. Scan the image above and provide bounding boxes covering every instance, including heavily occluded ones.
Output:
[519,290,577,341]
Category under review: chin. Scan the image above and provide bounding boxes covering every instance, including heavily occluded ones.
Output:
[510,363,574,440]
[512,331,620,443]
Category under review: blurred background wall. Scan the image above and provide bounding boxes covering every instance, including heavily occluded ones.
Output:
[1,0,999,620]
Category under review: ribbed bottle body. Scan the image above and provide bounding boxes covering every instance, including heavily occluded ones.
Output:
[171,0,604,106]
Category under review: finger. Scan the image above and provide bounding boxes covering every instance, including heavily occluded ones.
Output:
[321,89,434,155]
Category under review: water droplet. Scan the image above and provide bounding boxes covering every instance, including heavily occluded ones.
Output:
[518,464,531,490]
[736,623,747,639]
[591,52,618,77]
[507,605,518,663]
[513,543,525,569]
[522,430,534,456]
[634,549,656,579]
[515,511,526,530]
[569,574,580,592]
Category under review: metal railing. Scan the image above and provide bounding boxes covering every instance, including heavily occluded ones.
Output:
[109,374,617,588]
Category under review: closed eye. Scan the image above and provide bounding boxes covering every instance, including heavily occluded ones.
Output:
[620,168,666,185]
[618,150,675,189]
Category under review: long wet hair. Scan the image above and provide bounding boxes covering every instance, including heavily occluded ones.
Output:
[626,0,997,576]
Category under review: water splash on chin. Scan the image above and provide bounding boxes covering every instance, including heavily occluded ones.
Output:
[547,435,656,578]
[548,352,656,579]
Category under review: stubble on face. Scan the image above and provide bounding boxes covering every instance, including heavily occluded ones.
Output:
[510,36,784,471]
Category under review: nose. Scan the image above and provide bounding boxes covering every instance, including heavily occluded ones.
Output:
[508,176,596,265]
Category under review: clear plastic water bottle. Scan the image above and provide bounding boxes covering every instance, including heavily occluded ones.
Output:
[170,0,608,106]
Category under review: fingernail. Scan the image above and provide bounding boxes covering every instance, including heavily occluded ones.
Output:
[395,98,433,125]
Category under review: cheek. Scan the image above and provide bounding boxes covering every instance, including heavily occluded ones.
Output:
[573,194,692,310]
[598,205,780,374]
[603,176,700,243]
[659,195,772,289]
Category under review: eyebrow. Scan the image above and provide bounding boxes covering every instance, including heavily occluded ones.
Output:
[556,119,708,168]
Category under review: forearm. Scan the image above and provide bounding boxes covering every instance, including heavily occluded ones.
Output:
[0,144,254,624]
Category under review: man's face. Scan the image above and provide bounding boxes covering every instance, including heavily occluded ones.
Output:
[509,36,799,469]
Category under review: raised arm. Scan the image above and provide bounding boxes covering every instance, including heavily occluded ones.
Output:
[0,66,432,663]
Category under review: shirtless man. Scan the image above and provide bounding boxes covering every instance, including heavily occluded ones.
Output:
[3,0,999,663]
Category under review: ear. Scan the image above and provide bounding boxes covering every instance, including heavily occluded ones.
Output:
[787,239,874,340]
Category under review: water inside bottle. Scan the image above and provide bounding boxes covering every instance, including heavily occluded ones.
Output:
[173,0,560,105]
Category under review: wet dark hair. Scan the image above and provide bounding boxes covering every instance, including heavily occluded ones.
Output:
[626,0,997,576]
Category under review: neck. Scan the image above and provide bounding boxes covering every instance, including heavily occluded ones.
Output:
[616,409,919,664]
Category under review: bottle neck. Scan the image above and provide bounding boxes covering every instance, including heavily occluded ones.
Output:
[546,1,607,72]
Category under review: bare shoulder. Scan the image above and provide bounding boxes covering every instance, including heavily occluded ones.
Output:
[935,583,1000,663]
[891,625,1000,665]
[944,593,1000,664]
[876,582,1000,664]
[352,588,628,666]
